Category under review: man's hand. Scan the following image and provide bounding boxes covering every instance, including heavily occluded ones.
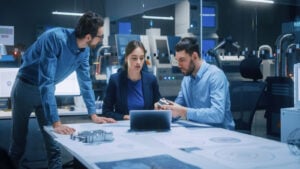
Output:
[162,102,187,120]
[154,98,173,110]
[53,121,76,135]
[90,114,116,123]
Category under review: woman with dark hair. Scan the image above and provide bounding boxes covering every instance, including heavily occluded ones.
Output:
[102,40,161,120]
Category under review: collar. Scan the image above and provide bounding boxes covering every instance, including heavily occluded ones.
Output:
[192,60,209,81]
[68,31,87,54]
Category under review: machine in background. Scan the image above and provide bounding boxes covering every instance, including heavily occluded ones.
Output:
[148,35,183,100]
[267,20,300,138]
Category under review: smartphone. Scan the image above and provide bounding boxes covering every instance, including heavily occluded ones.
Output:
[158,98,172,106]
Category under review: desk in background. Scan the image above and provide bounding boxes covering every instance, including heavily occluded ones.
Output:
[44,120,300,169]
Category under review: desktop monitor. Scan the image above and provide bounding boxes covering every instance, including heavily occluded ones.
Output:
[167,36,181,55]
[55,72,80,96]
[294,63,300,108]
[115,34,140,65]
[202,3,218,31]
[202,39,217,55]
[201,38,217,64]
[118,22,131,34]
[0,68,18,98]
[156,39,170,64]
[0,69,80,97]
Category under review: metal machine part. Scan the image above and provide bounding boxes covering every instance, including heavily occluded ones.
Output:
[70,129,114,144]
[207,36,243,71]
[258,44,273,58]
[94,46,111,80]
[258,45,275,80]
[275,33,294,77]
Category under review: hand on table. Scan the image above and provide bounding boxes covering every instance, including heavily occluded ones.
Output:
[91,114,116,123]
[53,121,76,135]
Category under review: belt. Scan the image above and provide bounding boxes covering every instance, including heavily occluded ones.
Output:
[19,76,35,86]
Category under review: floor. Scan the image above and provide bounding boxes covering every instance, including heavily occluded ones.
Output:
[251,110,280,141]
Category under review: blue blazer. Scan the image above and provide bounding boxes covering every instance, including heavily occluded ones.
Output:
[102,69,161,120]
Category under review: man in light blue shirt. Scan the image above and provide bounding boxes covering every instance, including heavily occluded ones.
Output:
[157,37,235,130]
[9,11,115,169]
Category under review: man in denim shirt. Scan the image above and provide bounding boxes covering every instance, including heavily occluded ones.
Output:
[156,37,235,130]
[9,11,116,169]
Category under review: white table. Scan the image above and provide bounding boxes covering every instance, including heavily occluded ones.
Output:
[44,120,300,169]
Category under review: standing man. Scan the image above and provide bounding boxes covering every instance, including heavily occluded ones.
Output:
[9,11,115,169]
[156,37,235,130]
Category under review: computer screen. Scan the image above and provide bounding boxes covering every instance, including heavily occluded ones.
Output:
[167,36,181,55]
[202,39,217,63]
[202,39,217,55]
[55,72,80,96]
[0,68,18,98]
[0,69,80,97]
[202,4,218,31]
[115,34,140,64]
[156,39,170,64]
[118,22,131,34]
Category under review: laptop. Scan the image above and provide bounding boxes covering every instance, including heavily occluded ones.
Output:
[129,110,172,132]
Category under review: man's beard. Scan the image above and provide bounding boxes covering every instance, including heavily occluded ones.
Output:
[88,40,100,49]
[182,60,195,76]
[88,41,96,49]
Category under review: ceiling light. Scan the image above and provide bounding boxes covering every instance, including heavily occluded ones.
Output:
[52,11,84,16]
[142,15,174,20]
[240,0,274,4]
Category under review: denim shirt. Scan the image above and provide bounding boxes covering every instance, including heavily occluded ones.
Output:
[18,27,96,123]
[175,61,235,130]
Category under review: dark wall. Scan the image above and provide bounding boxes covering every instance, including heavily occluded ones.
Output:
[0,0,105,48]
[105,0,180,21]
[216,0,299,52]
[111,5,175,36]
[0,0,299,52]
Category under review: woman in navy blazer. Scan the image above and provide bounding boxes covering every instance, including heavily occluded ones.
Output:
[102,40,161,120]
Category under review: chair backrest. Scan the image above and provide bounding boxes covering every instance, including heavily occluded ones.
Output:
[229,56,266,133]
[239,56,263,81]
[230,81,266,133]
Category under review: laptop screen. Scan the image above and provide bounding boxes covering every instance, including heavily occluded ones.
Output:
[129,110,172,132]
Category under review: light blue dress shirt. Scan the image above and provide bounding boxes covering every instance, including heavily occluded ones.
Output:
[175,61,235,129]
[18,27,96,123]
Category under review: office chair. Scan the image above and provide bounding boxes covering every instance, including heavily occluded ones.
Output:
[229,56,266,134]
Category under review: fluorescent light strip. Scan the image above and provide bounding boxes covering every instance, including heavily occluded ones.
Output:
[142,15,174,20]
[52,11,84,16]
[240,0,274,4]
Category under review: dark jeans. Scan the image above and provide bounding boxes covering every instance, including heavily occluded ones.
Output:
[9,78,62,169]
